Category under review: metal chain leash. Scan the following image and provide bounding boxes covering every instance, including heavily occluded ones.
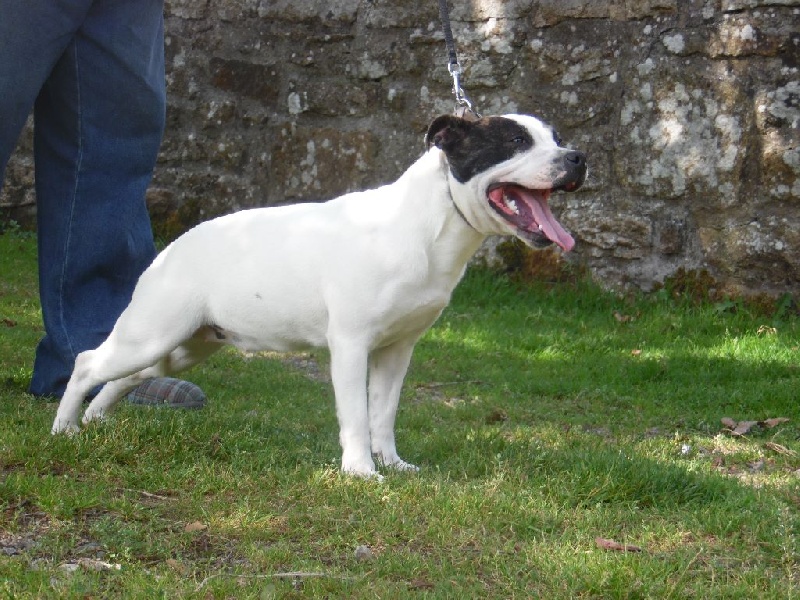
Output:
[437,0,481,119]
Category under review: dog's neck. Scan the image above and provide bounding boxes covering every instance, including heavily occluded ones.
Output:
[447,186,481,234]
[402,150,487,279]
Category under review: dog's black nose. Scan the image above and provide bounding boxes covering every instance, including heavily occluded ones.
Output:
[564,151,586,168]
[553,150,588,192]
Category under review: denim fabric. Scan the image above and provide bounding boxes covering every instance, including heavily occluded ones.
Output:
[0,0,166,397]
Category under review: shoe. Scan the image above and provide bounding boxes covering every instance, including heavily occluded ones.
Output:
[126,377,206,409]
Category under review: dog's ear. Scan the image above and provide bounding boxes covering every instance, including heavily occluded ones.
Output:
[425,115,472,152]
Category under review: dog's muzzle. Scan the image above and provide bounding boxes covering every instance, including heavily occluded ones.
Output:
[487,151,587,252]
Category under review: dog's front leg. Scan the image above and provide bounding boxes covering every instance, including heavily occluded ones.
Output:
[368,339,419,472]
[329,340,377,477]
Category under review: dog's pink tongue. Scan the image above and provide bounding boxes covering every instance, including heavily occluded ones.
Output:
[525,190,575,252]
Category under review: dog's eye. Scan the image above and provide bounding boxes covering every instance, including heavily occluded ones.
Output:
[552,131,563,146]
[511,136,529,145]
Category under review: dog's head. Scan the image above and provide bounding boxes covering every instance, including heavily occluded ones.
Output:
[426,114,587,252]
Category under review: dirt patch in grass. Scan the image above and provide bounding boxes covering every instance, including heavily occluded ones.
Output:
[279,352,329,383]
[1,500,54,558]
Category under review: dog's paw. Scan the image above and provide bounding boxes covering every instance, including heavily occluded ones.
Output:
[81,409,108,426]
[387,459,420,472]
[342,468,385,482]
[350,470,385,482]
[374,452,420,473]
[51,420,80,436]
[341,455,382,480]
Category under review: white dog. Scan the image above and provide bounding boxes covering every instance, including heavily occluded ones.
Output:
[52,113,587,477]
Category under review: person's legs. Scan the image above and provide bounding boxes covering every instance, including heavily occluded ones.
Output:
[0,1,91,179]
[28,0,166,397]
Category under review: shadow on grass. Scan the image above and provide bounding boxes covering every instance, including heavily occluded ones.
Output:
[416,423,747,510]
[412,270,798,426]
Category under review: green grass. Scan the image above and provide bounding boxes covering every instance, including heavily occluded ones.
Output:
[1,231,798,598]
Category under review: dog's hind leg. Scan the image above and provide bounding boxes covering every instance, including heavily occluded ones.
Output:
[52,339,171,434]
[53,336,192,433]
[81,331,221,425]
[52,337,181,434]
[368,338,419,472]
[52,293,208,434]
[80,375,146,425]
[52,349,102,433]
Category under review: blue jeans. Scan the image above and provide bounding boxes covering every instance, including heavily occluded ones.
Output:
[0,0,166,397]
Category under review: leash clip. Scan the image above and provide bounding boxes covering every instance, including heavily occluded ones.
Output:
[439,0,480,119]
[448,61,481,119]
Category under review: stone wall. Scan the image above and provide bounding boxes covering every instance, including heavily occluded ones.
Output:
[2,0,798,295]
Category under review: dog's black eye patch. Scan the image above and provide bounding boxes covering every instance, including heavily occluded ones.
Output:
[440,117,534,184]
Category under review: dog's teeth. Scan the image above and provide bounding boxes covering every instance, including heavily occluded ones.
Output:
[503,193,520,215]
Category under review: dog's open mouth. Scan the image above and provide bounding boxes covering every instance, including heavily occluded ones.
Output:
[487,184,576,252]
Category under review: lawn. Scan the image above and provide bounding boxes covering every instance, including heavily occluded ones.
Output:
[1,230,798,598]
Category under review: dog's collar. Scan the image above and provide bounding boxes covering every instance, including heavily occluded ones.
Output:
[446,188,480,233]
[453,200,478,232]
[438,155,481,234]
